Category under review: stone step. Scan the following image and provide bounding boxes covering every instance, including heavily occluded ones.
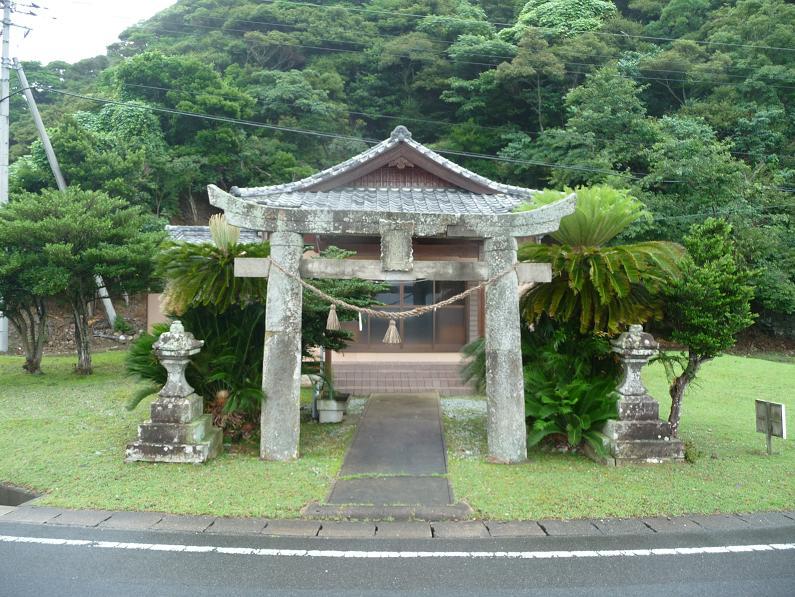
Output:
[302,501,474,522]
[126,427,222,464]
[335,386,474,396]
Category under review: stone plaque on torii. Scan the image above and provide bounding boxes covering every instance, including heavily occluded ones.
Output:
[208,126,575,464]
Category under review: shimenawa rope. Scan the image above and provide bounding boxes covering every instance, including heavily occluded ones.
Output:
[268,258,522,344]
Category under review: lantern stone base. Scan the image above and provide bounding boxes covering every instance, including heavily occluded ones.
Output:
[588,397,684,466]
[126,394,222,464]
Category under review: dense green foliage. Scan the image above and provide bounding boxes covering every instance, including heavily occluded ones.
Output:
[519,186,683,334]
[463,184,680,450]
[127,305,268,429]
[0,188,163,374]
[127,228,383,430]
[156,239,270,315]
[522,317,619,452]
[7,0,795,336]
[662,218,756,435]
[460,317,620,452]
[519,184,678,449]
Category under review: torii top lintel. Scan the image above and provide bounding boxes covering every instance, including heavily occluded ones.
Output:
[208,125,575,239]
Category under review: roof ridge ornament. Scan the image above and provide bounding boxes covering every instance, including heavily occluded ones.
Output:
[390,125,412,140]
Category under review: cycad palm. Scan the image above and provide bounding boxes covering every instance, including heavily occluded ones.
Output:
[518,186,683,334]
[156,214,270,315]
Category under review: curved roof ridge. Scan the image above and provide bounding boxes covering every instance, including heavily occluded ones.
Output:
[231,126,535,199]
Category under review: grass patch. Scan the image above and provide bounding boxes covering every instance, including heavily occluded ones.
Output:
[1,351,792,520]
[445,354,795,520]
[0,352,353,518]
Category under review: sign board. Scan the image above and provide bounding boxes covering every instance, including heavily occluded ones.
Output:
[755,400,787,439]
[756,400,786,455]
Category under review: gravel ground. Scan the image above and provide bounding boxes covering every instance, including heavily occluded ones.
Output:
[441,397,486,420]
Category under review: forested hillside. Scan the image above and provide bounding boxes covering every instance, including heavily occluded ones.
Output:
[7,0,795,335]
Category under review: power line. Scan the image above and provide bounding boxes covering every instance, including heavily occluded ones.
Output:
[179,13,795,84]
[125,24,795,92]
[206,0,795,54]
[43,86,795,193]
[40,87,795,193]
[648,204,795,223]
[46,87,383,143]
[42,87,662,181]
[115,81,795,162]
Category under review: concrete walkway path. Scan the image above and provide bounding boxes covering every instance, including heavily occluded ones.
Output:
[327,393,454,508]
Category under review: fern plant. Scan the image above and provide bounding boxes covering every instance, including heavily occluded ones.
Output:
[523,318,618,453]
[460,317,619,453]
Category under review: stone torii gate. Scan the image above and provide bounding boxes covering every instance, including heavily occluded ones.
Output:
[207,126,575,464]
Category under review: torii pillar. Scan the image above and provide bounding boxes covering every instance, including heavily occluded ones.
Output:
[484,236,526,462]
[260,231,304,461]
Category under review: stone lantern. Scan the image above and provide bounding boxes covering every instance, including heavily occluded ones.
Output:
[598,324,684,465]
[126,321,222,464]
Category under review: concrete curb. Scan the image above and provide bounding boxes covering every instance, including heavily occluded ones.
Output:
[1,505,793,539]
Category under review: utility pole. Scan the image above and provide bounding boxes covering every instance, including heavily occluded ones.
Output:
[15,59,64,189]
[0,0,12,353]
[15,59,117,327]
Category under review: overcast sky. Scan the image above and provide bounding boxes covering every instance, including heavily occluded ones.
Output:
[9,0,177,64]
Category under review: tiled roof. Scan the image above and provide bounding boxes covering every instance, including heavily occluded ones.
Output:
[230,126,535,208]
[246,188,523,215]
[165,225,262,244]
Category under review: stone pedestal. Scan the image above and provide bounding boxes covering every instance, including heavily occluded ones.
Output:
[126,321,222,464]
[596,325,683,466]
[484,236,527,463]
[260,231,304,461]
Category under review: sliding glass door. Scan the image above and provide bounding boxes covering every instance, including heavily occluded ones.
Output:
[343,281,467,352]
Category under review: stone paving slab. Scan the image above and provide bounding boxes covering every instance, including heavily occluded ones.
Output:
[539,519,602,536]
[432,521,489,538]
[98,512,165,530]
[593,518,655,535]
[484,521,546,538]
[302,502,472,521]
[46,509,113,527]
[0,506,64,524]
[0,505,16,517]
[206,517,268,535]
[318,521,376,538]
[152,515,215,533]
[340,393,447,476]
[328,476,452,506]
[641,516,704,533]
[376,522,433,539]
[260,520,320,537]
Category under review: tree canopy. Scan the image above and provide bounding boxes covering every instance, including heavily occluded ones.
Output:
[7,0,795,336]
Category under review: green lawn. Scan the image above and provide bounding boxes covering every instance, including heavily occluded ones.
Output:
[0,351,792,520]
[0,352,354,518]
[445,354,795,520]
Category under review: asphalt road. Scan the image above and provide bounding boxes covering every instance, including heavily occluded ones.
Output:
[1,522,793,596]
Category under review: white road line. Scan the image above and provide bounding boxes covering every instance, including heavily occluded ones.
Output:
[0,535,793,559]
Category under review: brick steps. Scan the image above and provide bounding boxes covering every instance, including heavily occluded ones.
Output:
[333,363,474,396]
